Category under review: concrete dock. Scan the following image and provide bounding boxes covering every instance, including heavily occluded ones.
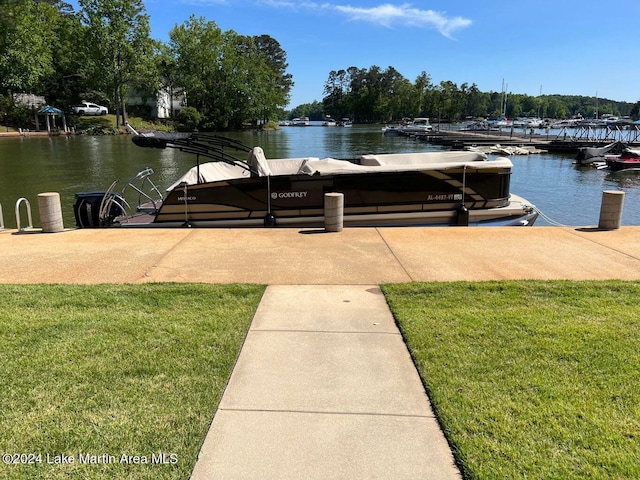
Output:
[2,226,640,284]
[2,226,640,479]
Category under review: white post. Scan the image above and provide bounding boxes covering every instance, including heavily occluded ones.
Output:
[38,192,64,233]
[598,190,624,230]
[324,193,344,232]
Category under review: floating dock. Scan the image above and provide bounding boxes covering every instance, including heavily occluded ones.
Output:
[410,125,640,153]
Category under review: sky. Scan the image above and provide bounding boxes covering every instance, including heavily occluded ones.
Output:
[66,0,640,109]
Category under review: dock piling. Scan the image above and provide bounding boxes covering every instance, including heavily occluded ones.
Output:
[598,190,625,230]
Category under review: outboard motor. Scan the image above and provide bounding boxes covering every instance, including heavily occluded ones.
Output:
[73,191,126,228]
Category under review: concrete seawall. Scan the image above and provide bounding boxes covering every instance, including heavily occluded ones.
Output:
[2,226,640,284]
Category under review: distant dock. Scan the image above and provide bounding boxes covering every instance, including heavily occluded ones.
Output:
[411,125,640,153]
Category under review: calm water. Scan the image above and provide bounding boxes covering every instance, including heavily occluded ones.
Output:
[1,125,639,228]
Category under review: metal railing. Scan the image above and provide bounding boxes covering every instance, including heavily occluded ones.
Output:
[15,197,34,231]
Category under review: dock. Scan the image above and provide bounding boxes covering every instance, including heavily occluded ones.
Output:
[410,125,640,153]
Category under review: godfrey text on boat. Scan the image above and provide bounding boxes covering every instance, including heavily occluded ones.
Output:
[73,132,539,228]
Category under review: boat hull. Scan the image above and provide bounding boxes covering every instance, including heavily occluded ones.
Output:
[114,167,537,228]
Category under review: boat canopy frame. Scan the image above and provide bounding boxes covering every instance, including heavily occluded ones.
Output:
[132,132,257,177]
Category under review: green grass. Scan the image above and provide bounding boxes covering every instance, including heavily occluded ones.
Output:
[71,114,176,134]
[0,284,265,480]
[4,281,639,479]
[382,281,640,480]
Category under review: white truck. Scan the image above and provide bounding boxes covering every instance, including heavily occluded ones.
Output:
[72,102,108,115]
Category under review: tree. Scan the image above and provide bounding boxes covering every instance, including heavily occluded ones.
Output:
[0,1,58,96]
[169,15,224,127]
[78,0,154,127]
[43,3,89,108]
[288,101,323,121]
[414,71,434,118]
[323,69,350,120]
[253,34,293,123]
[168,17,292,129]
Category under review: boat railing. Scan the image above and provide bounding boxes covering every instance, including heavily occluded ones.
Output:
[121,167,164,214]
[98,180,130,226]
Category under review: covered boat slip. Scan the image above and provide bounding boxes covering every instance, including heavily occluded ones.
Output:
[87,132,537,228]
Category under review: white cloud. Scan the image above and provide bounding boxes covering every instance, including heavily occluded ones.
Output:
[335,3,471,38]
[257,1,472,38]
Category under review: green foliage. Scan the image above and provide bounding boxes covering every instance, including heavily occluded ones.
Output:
[0,95,36,129]
[321,65,638,123]
[0,1,58,94]
[78,0,154,126]
[288,101,324,121]
[175,106,201,132]
[167,17,292,129]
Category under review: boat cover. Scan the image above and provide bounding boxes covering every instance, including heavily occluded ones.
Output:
[166,147,513,189]
[299,156,512,176]
[360,151,486,166]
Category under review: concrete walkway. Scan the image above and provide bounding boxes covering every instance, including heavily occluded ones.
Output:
[190,285,461,480]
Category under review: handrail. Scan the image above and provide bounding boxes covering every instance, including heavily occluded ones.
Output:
[121,168,163,212]
[15,197,34,231]
[98,180,129,226]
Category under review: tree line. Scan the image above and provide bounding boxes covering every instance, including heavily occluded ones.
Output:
[1,1,638,131]
[290,66,640,124]
[0,0,292,130]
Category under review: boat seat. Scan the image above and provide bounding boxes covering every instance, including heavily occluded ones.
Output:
[247,147,273,176]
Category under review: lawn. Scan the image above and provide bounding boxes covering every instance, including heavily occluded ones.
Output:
[0,283,265,480]
[3,281,639,479]
[383,281,640,480]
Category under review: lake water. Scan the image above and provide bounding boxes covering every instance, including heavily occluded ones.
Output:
[1,125,639,229]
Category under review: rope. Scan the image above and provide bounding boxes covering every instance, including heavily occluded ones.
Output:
[533,206,567,226]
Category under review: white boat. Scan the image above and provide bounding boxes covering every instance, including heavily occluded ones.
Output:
[291,117,310,126]
[382,124,402,135]
[550,119,579,129]
[492,118,511,128]
[514,117,543,129]
[399,118,433,133]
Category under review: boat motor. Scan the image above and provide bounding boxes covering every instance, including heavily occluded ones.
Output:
[73,191,126,228]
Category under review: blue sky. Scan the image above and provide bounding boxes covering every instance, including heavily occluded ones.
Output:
[68,1,640,108]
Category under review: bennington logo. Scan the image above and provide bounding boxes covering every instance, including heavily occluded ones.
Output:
[177,196,197,201]
[271,191,308,199]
